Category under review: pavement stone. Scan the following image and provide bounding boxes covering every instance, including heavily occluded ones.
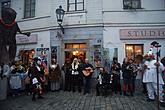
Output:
[0,90,165,110]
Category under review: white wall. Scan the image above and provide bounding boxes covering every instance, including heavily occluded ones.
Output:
[103,0,165,24]
[103,0,165,11]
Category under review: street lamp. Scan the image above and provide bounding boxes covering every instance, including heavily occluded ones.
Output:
[150,41,161,110]
[56,5,65,34]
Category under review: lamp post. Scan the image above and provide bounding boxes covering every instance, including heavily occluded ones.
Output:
[150,41,161,110]
[56,5,65,34]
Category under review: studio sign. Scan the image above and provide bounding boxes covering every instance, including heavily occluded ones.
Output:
[120,28,165,40]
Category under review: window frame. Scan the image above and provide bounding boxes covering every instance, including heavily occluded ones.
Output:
[125,44,143,59]
[24,0,36,18]
[67,0,84,12]
[123,0,142,10]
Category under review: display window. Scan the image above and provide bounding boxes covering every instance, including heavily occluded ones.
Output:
[125,44,143,59]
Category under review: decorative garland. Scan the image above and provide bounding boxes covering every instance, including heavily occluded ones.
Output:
[0,19,16,28]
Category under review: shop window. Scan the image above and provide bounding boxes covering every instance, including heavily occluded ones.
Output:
[67,0,84,12]
[123,0,141,9]
[125,44,143,59]
[73,44,79,49]
[65,43,86,49]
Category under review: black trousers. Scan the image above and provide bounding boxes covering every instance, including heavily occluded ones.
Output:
[65,74,71,91]
[96,83,108,96]
[112,74,121,93]
[70,75,82,93]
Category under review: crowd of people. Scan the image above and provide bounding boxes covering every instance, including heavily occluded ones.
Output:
[0,48,165,107]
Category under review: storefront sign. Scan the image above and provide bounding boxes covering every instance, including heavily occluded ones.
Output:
[16,34,38,44]
[120,28,165,40]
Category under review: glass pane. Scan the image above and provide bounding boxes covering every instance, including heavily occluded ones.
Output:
[79,44,86,48]
[73,44,79,49]
[69,4,75,11]
[31,3,35,10]
[77,3,84,10]
[65,44,72,49]
[77,0,83,2]
[25,4,30,10]
[126,45,134,58]
[25,0,30,5]
[31,0,36,4]
[135,45,142,55]
[31,10,35,17]
[25,11,30,18]
[69,0,75,3]
[132,0,141,8]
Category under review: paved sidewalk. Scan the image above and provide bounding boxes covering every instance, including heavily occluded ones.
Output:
[0,90,164,110]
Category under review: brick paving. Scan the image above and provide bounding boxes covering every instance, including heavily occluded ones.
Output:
[0,89,164,110]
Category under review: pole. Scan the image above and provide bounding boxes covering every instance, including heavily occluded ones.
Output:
[156,46,160,110]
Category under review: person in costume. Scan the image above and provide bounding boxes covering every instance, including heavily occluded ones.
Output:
[70,58,82,93]
[122,58,136,96]
[143,47,165,107]
[61,58,72,91]
[29,57,44,101]
[49,58,61,91]
[111,57,122,95]
[96,67,110,96]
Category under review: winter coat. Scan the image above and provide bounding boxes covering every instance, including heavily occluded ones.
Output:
[49,64,61,81]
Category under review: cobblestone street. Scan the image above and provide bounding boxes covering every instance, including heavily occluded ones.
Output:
[0,90,164,110]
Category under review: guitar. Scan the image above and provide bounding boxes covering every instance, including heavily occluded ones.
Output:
[82,67,93,76]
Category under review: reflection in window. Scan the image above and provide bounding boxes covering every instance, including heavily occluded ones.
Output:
[125,44,143,59]
[65,43,86,49]
[73,44,79,48]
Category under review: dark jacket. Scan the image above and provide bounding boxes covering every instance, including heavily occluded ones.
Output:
[122,63,134,79]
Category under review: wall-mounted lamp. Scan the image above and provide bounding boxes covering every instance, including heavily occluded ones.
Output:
[56,5,65,34]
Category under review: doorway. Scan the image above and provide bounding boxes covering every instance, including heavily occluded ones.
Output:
[64,43,87,62]
[65,51,86,62]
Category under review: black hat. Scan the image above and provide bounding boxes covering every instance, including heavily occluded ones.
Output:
[33,57,41,62]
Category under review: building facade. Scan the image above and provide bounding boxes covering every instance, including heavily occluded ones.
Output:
[103,0,165,64]
[1,0,165,68]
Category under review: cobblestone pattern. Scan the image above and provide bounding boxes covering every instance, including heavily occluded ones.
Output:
[0,90,164,110]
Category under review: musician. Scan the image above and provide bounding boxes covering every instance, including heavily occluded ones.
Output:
[96,67,109,96]
[82,58,94,95]
[70,58,82,93]
[111,57,122,95]
[122,58,135,96]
